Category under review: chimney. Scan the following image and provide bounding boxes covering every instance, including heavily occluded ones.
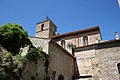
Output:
[118,0,120,7]
[115,32,119,40]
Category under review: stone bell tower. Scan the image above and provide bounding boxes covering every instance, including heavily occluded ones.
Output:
[35,17,57,38]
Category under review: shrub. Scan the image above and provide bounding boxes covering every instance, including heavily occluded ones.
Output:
[0,67,5,78]
[26,46,43,61]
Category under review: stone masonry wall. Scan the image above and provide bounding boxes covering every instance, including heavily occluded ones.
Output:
[19,37,50,80]
[53,30,101,54]
[94,46,120,80]
[29,37,50,54]
[48,41,74,80]
[74,41,120,80]
[36,20,56,38]
[36,20,50,38]
[20,59,46,80]
[75,49,96,77]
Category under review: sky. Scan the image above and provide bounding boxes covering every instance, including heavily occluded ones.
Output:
[0,0,120,40]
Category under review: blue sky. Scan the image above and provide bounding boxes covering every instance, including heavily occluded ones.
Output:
[0,0,120,40]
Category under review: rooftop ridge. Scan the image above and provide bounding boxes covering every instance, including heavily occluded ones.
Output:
[51,26,100,38]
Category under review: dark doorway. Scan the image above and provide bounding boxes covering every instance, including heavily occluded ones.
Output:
[31,76,35,80]
[58,74,64,80]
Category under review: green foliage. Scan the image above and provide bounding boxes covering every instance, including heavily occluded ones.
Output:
[26,46,43,61]
[0,45,1,50]
[0,67,5,78]
[15,54,28,64]
[0,47,45,80]
[0,23,31,54]
[2,52,12,68]
[12,67,24,80]
[0,23,47,80]
[0,52,26,80]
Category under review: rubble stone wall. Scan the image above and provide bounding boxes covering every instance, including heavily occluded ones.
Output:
[74,42,120,80]
[20,59,46,80]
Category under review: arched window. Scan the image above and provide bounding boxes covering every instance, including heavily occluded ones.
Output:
[58,74,64,80]
[83,36,88,46]
[61,40,65,48]
[41,24,44,31]
[117,63,120,74]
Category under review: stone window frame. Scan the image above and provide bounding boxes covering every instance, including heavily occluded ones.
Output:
[83,35,88,46]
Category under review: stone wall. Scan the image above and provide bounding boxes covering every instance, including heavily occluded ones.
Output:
[19,37,50,80]
[48,40,74,80]
[28,37,75,80]
[94,45,120,80]
[29,37,50,54]
[53,30,101,54]
[75,49,96,76]
[20,59,46,80]
[36,20,50,38]
[36,20,57,38]
[74,40,120,80]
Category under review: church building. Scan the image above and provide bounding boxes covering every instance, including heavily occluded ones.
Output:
[27,18,120,80]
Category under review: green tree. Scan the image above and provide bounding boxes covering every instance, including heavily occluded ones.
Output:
[0,23,48,80]
[0,23,31,55]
